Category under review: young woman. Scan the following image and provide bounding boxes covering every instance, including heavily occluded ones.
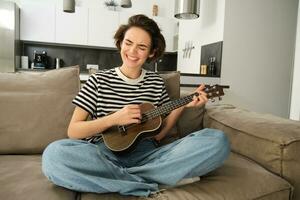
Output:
[42,14,230,197]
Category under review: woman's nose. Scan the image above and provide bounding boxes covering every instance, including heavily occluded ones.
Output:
[129,45,137,53]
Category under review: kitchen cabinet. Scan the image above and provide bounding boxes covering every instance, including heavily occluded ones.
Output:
[153,16,178,52]
[20,5,177,51]
[20,3,55,43]
[88,8,119,48]
[119,11,135,25]
[55,7,88,45]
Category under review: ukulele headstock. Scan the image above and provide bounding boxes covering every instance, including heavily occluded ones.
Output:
[204,84,225,101]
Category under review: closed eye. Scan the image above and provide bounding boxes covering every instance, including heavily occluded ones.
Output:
[124,39,149,51]
[139,46,147,51]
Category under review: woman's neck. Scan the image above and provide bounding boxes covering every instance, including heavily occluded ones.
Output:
[119,65,142,79]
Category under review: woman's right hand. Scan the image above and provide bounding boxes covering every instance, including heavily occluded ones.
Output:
[111,104,142,126]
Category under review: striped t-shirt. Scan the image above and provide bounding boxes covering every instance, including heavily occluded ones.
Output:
[72,67,170,143]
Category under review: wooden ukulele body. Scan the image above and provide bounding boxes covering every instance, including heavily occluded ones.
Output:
[102,103,162,153]
[101,84,225,153]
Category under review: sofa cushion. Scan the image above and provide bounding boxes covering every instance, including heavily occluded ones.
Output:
[158,71,180,100]
[80,152,292,200]
[177,105,205,138]
[204,104,300,200]
[0,66,80,154]
[0,155,77,200]
[158,71,181,143]
[176,90,205,138]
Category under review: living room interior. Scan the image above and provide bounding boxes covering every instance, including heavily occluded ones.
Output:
[1,0,300,200]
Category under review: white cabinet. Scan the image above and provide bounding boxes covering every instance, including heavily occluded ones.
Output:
[153,16,177,52]
[20,5,177,51]
[20,3,55,42]
[55,7,88,45]
[119,11,134,25]
[88,8,119,48]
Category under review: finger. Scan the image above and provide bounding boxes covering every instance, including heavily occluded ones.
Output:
[199,95,208,103]
[132,111,142,119]
[199,90,207,97]
[130,113,142,119]
[194,84,206,96]
[127,104,141,109]
[193,96,199,102]
[130,118,141,124]
[197,84,205,91]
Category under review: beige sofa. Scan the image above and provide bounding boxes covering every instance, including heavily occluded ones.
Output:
[0,66,299,200]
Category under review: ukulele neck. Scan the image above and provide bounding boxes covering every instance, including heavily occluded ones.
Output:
[141,92,197,122]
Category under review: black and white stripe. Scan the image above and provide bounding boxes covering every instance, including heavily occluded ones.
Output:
[72,67,170,143]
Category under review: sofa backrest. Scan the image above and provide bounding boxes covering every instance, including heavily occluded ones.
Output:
[0,68,182,154]
[158,71,180,100]
[159,72,205,140]
[0,66,80,154]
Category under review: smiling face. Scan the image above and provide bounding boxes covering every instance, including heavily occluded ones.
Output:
[120,26,154,70]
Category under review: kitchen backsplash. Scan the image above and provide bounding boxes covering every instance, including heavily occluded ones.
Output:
[21,42,177,72]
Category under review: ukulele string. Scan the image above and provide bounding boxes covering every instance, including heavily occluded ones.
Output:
[121,92,200,130]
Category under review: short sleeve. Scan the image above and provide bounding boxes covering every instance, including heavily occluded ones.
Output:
[157,82,170,107]
[72,74,98,115]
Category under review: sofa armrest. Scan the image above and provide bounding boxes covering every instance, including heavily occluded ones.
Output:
[203,104,300,199]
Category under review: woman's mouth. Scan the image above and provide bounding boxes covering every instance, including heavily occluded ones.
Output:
[126,55,139,62]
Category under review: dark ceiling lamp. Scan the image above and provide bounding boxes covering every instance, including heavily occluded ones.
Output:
[63,0,75,13]
[120,0,132,8]
[175,0,200,19]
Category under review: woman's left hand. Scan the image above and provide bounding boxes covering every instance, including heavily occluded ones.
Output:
[185,84,208,108]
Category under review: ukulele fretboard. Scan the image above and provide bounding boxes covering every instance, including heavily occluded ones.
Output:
[141,92,198,122]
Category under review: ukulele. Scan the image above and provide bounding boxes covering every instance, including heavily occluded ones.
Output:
[102,84,226,153]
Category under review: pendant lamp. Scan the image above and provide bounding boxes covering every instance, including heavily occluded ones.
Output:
[120,0,132,8]
[63,0,75,13]
[175,0,200,19]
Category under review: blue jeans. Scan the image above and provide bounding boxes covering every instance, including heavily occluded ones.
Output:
[42,128,230,197]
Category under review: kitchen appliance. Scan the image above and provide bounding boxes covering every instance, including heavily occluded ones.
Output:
[33,51,48,69]
[21,56,29,69]
[0,1,20,72]
[54,58,62,69]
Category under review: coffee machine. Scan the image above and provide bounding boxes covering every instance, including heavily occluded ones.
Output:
[33,51,48,69]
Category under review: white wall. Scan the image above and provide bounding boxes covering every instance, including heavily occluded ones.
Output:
[177,0,225,75]
[290,2,300,120]
[10,0,175,18]
[221,0,298,118]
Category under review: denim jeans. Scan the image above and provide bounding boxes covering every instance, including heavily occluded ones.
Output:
[42,128,230,197]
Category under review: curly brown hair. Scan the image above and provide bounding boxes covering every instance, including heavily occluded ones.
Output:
[114,14,166,62]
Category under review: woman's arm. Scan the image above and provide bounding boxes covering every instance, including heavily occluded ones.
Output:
[154,84,208,141]
[68,105,142,139]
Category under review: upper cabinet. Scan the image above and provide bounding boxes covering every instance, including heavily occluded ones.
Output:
[20,3,55,43]
[119,11,136,25]
[153,16,178,52]
[56,7,88,45]
[20,5,178,52]
[88,8,119,48]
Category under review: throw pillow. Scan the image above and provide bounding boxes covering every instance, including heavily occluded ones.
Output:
[0,66,80,154]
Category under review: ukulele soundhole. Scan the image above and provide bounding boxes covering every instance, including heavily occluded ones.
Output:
[118,125,127,136]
